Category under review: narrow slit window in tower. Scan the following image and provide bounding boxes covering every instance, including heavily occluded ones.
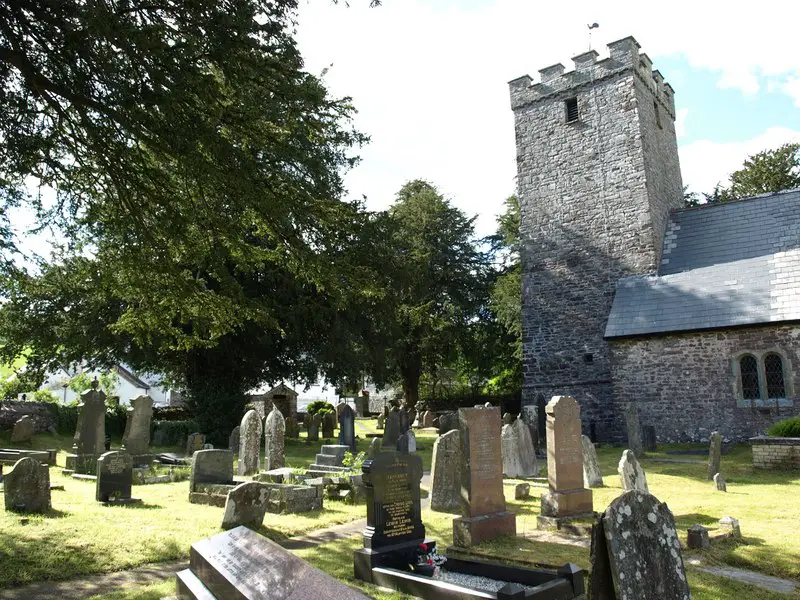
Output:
[764,353,786,398]
[739,354,760,400]
[565,97,579,122]
[654,101,662,129]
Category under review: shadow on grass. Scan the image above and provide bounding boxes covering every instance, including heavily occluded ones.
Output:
[7,507,71,519]
[101,501,163,510]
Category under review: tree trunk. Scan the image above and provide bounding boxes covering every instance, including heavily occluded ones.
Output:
[399,350,422,409]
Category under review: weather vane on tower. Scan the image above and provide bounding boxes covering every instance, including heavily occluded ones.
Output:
[587,22,600,50]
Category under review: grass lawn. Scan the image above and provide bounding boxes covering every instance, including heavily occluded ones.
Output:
[2,427,799,599]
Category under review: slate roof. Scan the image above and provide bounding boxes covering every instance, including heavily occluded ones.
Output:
[605,189,800,338]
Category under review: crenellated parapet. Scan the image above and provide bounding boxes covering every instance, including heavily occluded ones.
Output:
[509,36,675,118]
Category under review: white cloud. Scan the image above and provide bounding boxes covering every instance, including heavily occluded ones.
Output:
[783,74,800,108]
[679,127,800,195]
[675,108,689,139]
[295,1,800,235]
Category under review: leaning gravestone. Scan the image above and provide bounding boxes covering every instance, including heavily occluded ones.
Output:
[264,405,286,471]
[618,449,649,493]
[322,412,335,439]
[177,526,370,600]
[121,394,153,456]
[238,409,262,476]
[707,431,722,481]
[186,432,205,457]
[625,403,643,458]
[96,451,140,504]
[221,481,271,529]
[228,426,240,453]
[452,407,516,547]
[590,490,690,600]
[338,404,357,454]
[353,451,430,583]
[73,386,106,456]
[308,413,321,442]
[3,456,50,513]
[581,435,604,488]
[11,415,34,443]
[382,409,401,449]
[539,396,593,526]
[430,429,461,513]
[501,418,538,478]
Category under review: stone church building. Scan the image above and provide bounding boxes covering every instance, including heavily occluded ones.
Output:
[509,36,800,443]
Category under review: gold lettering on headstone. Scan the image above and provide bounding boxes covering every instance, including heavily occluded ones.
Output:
[105,454,127,475]
[382,470,414,538]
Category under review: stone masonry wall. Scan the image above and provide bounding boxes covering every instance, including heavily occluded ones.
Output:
[610,325,800,443]
[750,437,800,469]
[509,37,683,441]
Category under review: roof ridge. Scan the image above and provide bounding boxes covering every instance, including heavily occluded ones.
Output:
[672,187,800,214]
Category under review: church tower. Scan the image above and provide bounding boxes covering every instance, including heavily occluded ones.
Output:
[508,37,683,440]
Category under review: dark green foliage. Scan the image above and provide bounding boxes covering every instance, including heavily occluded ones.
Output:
[47,403,78,436]
[105,404,128,439]
[307,400,335,416]
[0,370,46,400]
[151,420,199,448]
[767,417,800,438]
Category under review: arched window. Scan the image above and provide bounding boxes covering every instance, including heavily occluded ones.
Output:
[739,355,760,400]
[764,353,786,399]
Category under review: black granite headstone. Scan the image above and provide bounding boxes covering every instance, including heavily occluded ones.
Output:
[338,404,357,453]
[96,451,139,504]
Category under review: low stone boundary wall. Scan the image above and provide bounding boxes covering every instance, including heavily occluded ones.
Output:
[750,436,800,469]
[0,401,57,433]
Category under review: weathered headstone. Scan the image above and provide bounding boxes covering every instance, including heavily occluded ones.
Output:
[121,394,153,455]
[11,415,34,443]
[422,410,435,428]
[539,396,593,524]
[190,449,234,492]
[719,516,741,539]
[515,483,530,500]
[228,426,240,453]
[707,431,722,481]
[221,481,270,529]
[186,432,205,457]
[322,412,335,439]
[376,413,385,429]
[73,387,106,455]
[96,451,139,504]
[590,491,691,600]
[430,429,461,513]
[625,403,643,458]
[285,416,300,439]
[642,425,657,452]
[238,409,262,476]
[581,435,604,488]
[178,526,370,600]
[398,407,410,434]
[713,472,727,492]
[382,409,401,448]
[264,405,286,471]
[367,436,382,460]
[353,451,429,583]
[452,407,516,547]
[687,524,710,549]
[308,413,321,441]
[520,405,539,452]
[338,403,356,454]
[438,411,459,435]
[3,457,50,513]
[502,412,514,426]
[618,449,649,493]
[396,429,416,453]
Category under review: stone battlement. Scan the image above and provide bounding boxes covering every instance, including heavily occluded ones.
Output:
[509,36,675,118]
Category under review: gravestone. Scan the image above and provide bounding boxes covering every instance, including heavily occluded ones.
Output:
[510,418,538,477]
[438,411,459,435]
[322,412,335,439]
[422,410,435,428]
[96,451,140,504]
[190,449,235,492]
[11,415,34,443]
[396,430,416,453]
[502,412,514,426]
[408,409,417,429]
[642,425,657,452]
[398,407,410,434]
[625,403,643,458]
[338,404,356,453]
[430,429,461,513]
[713,472,727,492]
[520,405,539,452]
[186,432,205,457]
[264,405,286,471]
[589,491,690,600]
[3,457,50,513]
[515,483,530,500]
[382,409,401,448]
[452,407,516,547]
[121,394,153,455]
[539,396,593,525]
[581,435,604,488]
[707,431,722,481]
[687,524,710,549]
[285,417,300,439]
[228,426,240,453]
[353,451,431,583]
[618,449,649,493]
[376,413,385,429]
[719,516,741,538]
[239,410,262,476]
[367,436,382,460]
[308,413,321,442]
[177,526,370,600]
[221,481,270,529]
[73,387,106,455]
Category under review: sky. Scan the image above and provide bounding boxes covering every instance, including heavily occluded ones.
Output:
[294,0,800,235]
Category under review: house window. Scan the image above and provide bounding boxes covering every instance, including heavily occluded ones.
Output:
[764,353,786,399]
[739,354,760,400]
[565,97,579,122]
